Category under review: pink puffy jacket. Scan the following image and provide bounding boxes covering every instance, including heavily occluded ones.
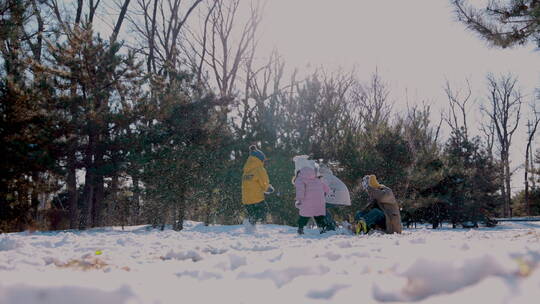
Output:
[294,167,330,217]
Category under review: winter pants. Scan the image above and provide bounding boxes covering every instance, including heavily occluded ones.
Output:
[245,201,267,225]
[298,215,326,229]
[324,203,340,230]
[355,208,385,230]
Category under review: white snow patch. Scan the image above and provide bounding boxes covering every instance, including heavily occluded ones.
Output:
[306,284,350,299]
[162,249,203,262]
[0,284,135,304]
[228,253,247,270]
[238,265,330,287]
[1,221,539,303]
[0,238,23,251]
[373,254,512,302]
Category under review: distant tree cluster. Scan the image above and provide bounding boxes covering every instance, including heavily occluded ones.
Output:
[451,0,540,217]
[0,0,537,232]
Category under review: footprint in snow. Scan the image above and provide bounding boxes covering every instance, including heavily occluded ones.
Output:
[237,265,330,288]
[306,284,350,300]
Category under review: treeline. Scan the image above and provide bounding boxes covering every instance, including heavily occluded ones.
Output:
[1,0,539,232]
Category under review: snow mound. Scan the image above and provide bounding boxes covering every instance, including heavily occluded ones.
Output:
[1,221,540,303]
[373,254,512,302]
[0,238,23,251]
[238,265,330,287]
[162,249,203,262]
[306,284,350,299]
[0,284,134,304]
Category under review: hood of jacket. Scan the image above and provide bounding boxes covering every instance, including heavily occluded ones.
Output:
[298,167,317,180]
[293,155,317,175]
[243,155,263,173]
[318,165,333,176]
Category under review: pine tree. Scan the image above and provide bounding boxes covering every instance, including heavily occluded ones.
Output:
[0,0,61,231]
[453,0,540,48]
[443,129,502,226]
[43,24,146,229]
[136,69,232,230]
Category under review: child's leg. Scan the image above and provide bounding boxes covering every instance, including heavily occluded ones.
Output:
[245,204,259,225]
[355,210,368,221]
[353,210,369,234]
[298,216,310,229]
[313,216,327,229]
[325,204,337,230]
[358,208,385,230]
[297,216,310,234]
[245,204,254,224]
[253,201,267,224]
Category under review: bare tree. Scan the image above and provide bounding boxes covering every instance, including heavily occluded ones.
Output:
[46,0,102,28]
[129,0,204,75]
[241,49,285,138]
[401,103,441,194]
[525,103,540,215]
[484,73,523,217]
[110,0,131,43]
[480,113,497,159]
[443,78,474,139]
[180,0,219,85]
[180,0,264,101]
[312,69,356,158]
[350,70,393,132]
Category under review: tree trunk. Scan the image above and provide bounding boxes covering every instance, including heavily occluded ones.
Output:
[67,149,78,229]
[110,173,119,226]
[80,170,94,229]
[132,175,140,224]
[160,204,169,231]
[500,181,507,217]
[525,146,530,215]
[30,172,40,221]
[172,192,185,231]
[501,148,512,217]
[531,147,536,189]
[147,0,158,74]
[80,132,96,229]
[92,139,105,227]
[525,118,539,215]
[505,159,512,217]
[93,173,104,227]
[110,0,131,43]
[177,198,185,231]
[500,150,509,217]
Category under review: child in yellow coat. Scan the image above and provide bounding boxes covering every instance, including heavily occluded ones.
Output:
[242,145,274,225]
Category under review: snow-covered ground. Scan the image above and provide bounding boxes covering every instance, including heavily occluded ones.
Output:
[1,221,539,304]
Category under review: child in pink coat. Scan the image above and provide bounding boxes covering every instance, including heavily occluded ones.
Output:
[294,167,330,234]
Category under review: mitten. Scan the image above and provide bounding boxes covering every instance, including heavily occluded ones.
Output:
[264,184,275,195]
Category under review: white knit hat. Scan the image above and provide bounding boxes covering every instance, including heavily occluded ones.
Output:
[293,155,318,175]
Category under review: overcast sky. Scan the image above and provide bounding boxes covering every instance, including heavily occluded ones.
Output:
[257,0,539,111]
[249,0,540,192]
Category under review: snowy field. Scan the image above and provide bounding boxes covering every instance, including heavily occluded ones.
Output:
[1,221,540,304]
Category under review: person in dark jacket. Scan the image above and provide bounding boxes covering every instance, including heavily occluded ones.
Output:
[354,175,402,234]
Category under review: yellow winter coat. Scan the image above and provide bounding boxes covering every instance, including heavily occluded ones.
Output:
[242,156,270,205]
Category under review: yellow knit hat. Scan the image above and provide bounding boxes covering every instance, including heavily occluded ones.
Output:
[368,175,382,188]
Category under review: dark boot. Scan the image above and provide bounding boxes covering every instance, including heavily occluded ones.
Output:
[314,216,327,234]
[297,216,309,235]
[326,221,336,231]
